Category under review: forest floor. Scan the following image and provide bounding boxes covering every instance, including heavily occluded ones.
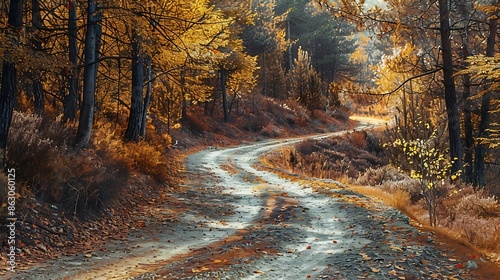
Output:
[4,116,499,279]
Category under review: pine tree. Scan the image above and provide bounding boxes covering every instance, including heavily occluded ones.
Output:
[288,47,323,111]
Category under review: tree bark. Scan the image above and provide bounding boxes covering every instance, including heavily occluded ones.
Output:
[140,56,152,139]
[31,0,44,115]
[474,17,497,187]
[262,49,267,96]
[74,0,101,149]
[0,0,23,169]
[220,66,229,122]
[124,29,144,142]
[438,0,463,174]
[458,0,473,183]
[181,72,187,121]
[463,66,474,183]
[65,0,79,122]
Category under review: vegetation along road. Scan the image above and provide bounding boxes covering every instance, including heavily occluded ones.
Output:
[11,118,481,279]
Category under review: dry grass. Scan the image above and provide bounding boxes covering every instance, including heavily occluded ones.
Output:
[358,168,500,259]
[5,110,173,218]
[93,121,170,183]
[270,134,386,182]
[438,187,500,251]
[5,112,134,218]
[267,127,500,261]
[390,189,411,213]
[0,173,7,218]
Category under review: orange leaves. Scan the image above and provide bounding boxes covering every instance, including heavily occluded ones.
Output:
[191,267,210,273]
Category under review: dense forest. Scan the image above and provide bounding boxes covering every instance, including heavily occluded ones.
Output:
[0,0,499,274]
[0,0,365,207]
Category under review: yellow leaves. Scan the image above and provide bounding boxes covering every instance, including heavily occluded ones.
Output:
[387,126,461,195]
[350,46,369,64]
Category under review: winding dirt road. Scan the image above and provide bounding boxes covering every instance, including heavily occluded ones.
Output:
[11,118,471,279]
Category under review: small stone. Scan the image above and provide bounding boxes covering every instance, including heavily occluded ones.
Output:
[466,260,478,270]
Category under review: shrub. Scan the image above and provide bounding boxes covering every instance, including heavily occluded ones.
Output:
[386,129,458,227]
[357,166,396,187]
[93,122,169,183]
[6,112,70,194]
[296,140,319,155]
[330,106,350,122]
[261,124,280,138]
[184,109,209,133]
[348,131,367,150]
[6,111,130,218]
[365,132,385,154]
[312,109,331,124]
[440,186,500,248]
[57,150,129,218]
[242,115,270,132]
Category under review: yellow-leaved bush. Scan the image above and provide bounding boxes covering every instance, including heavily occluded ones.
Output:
[385,128,460,227]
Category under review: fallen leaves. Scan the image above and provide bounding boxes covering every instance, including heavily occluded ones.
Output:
[394,265,405,271]
[254,270,265,275]
[370,267,380,273]
[192,267,210,273]
[390,245,403,252]
[359,252,371,261]
[36,243,47,253]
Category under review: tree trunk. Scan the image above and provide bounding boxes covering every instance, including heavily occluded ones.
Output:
[262,50,267,96]
[33,78,44,115]
[438,0,463,174]
[140,56,152,139]
[65,0,78,122]
[181,71,187,121]
[463,71,474,183]
[74,0,101,149]
[220,66,229,122]
[474,17,497,187]
[286,20,293,72]
[458,0,473,183]
[124,29,144,142]
[31,0,44,115]
[0,0,23,169]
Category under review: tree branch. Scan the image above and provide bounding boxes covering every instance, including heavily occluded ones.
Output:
[362,68,442,96]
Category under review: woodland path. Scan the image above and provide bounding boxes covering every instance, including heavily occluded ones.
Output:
[10,117,471,279]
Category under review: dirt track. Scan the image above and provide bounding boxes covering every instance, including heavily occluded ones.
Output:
[8,118,479,279]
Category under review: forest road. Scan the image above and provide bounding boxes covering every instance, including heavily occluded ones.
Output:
[11,117,468,279]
